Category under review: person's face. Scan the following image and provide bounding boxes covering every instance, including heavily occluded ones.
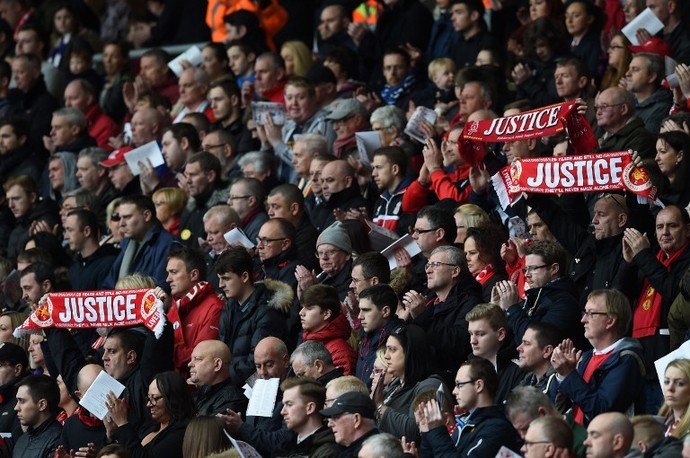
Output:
[332,112,360,139]
[452,365,478,411]
[254,57,282,95]
[432,65,455,91]
[581,295,612,342]
[382,54,409,87]
[63,214,87,252]
[371,357,393,385]
[75,156,102,191]
[357,297,389,333]
[11,59,38,92]
[663,365,690,413]
[463,236,485,276]
[166,258,196,298]
[529,0,550,21]
[591,197,625,240]
[299,303,329,332]
[646,0,670,25]
[372,122,397,146]
[502,139,532,164]
[161,131,186,171]
[118,202,151,241]
[468,318,504,359]
[625,56,654,94]
[527,213,554,242]
[0,1,21,28]
[327,411,358,446]
[624,0,643,23]
[153,196,173,225]
[655,138,683,177]
[309,159,327,195]
[281,386,313,431]
[656,207,690,254]
[290,354,320,378]
[319,6,346,40]
[102,44,126,77]
[188,344,217,385]
[139,55,166,87]
[107,162,133,191]
[6,184,34,218]
[14,385,42,428]
[254,347,287,380]
[0,124,22,154]
[460,83,487,115]
[534,40,553,63]
[583,415,617,458]
[28,335,44,366]
[60,195,80,226]
[285,85,316,124]
[517,327,549,371]
[228,183,252,218]
[595,91,626,130]
[280,46,295,76]
[185,161,213,197]
[257,222,288,262]
[53,8,75,34]
[20,273,45,305]
[292,141,313,177]
[412,216,442,255]
[442,130,462,168]
[524,254,555,289]
[227,46,253,77]
[217,271,246,300]
[208,87,233,122]
[371,155,397,191]
[266,194,292,220]
[320,163,350,201]
[50,115,77,148]
[607,35,627,66]
[426,250,459,292]
[554,64,584,99]
[0,316,13,343]
[15,30,41,56]
[47,158,65,192]
[454,213,467,244]
[202,46,224,79]
[102,336,132,379]
[204,215,231,254]
[565,2,593,37]
[70,56,88,75]
[384,335,405,378]
[521,422,552,458]
[147,379,169,424]
[450,3,473,32]
[317,243,350,276]
[510,412,532,439]
[475,50,493,66]
[350,264,375,296]
[64,83,91,113]
[178,69,205,106]
[131,110,157,147]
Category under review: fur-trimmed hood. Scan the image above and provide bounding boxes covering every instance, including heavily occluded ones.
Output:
[259,279,294,314]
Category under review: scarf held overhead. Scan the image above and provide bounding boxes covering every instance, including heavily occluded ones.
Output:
[491,151,658,209]
[13,289,166,339]
[459,101,597,167]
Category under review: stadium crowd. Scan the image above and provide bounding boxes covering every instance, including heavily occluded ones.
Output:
[3,0,690,457]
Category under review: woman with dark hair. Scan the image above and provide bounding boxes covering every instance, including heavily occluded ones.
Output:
[105,371,195,458]
[564,0,604,81]
[654,131,690,208]
[464,223,509,302]
[99,40,132,124]
[600,32,632,90]
[372,324,449,443]
[202,43,232,82]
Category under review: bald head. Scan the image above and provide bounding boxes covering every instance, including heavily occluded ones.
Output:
[320,160,355,201]
[595,87,635,133]
[77,364,105,395]
[585,412,634,458]
[189,340,232,386]
[254,337,290,380]
[132,107,164,146]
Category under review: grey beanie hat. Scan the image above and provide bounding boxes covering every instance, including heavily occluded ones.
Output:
[316,221,352,253]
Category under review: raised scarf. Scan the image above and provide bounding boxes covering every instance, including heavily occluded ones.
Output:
[380,74,415,106]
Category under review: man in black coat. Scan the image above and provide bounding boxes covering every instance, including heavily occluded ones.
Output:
[65,209,118,291]
[309,160,369,233]
[13,375,62,458]
[0,343,28,444]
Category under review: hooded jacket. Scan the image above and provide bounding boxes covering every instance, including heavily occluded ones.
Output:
[219,280,292,386]
[303,313,356,376]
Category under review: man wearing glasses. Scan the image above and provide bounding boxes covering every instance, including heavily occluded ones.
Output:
[550,289,645,425]
[521,415,574,458]
[594,86,655,157]
[256,218,299,289]
[320,391,379,457]
[227,176,269,241]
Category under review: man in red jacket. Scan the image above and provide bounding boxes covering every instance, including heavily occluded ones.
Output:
[63,79,118,151]
[165,246,224,378]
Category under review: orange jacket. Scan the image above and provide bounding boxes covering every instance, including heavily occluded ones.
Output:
[208,0,288,49]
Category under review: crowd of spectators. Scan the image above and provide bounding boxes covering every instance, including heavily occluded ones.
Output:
[3,0,690,457]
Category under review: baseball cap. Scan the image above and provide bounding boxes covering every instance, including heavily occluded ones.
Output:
[325,98,367,121]
[629,38,673,57]
[99,146,134,168]
[319,391,376,419]
[0,342,28,367]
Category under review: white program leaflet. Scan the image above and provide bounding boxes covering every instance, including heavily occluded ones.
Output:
[355,131,380,166]
[251,102,287,126]
[224,227,255,249]
[622,8,663,45]
[246,378,279,418]
[381,234,421,270]
[495,446,522,458]
[655,339,690,391]
[124,141,165,176]
[168,46,203,77]
[404,106,438,143]
[79,370,125,420]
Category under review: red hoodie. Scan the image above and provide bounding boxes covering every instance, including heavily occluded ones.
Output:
[303,313,356,375]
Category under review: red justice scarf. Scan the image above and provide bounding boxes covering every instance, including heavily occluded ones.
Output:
[491,151,659,209]
[14,289,166,339]
[633,242,690,338]
[459,101,598,167]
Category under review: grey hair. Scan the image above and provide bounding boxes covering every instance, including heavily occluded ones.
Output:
[203,204,240,227]
[53,107,87,131]
[290,340,334,366]
[231,177,265,202]
[78,147,109,168]
[370,105,406,129]
[633,52,663,85]
[360,433,405,458]
[63,187,99,212]
[464,80,493,104]
[430,245,465,267]
[187,66,210,87]
[294,133,327,155]
[237,151,276,174]
[504,386,555,422]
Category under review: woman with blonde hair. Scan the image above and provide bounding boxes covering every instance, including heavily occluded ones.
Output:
[454,204,489,245]
[600,32,632,90]
[280,40,313,77]
[151,187,188,236]
[0,311,29,349]
[660,359,690,438]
